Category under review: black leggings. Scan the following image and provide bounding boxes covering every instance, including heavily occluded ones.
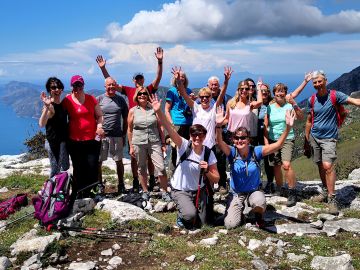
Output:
[67,139,101,196]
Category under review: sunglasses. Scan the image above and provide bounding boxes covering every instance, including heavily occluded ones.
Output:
[248,85,256,89]
[239,87,249,91]
[190,132,205,137]
[199,95,210,100]
[233,135,248,141]
[137,91,149,97]
[72,83,84,88]
[50,86,63,90]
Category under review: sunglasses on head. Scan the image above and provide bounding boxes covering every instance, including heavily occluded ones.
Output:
[50,86,63,90]
[72,82,84,88]
[233,135,248,141]
[137,91,149,97]
[199,95,210,100]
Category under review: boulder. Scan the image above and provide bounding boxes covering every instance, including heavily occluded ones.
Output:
[311,254,354,270]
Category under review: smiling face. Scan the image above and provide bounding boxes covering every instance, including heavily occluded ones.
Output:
[260,84,270,103]
[312,75,327,91]
[49,81,63,98]
[105,78,117,97]
[198,87,212,109]
[237,81,250,99]
[273,83,287,105]
[208,78,220,96]
[134,86,149,105]
[233,128,250,151]
[189,124,207,148]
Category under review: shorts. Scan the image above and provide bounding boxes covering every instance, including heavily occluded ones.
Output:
[133,142,166,176]
[99,137,124,162]
[309,134,337,164]
[269,139,294,165]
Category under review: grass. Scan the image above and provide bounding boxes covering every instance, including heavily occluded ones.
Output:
[0,173,44,196]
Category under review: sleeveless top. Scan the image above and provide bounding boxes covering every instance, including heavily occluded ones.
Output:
[132,104,160,145]
[46,102,68,144]
[227,103,252,134]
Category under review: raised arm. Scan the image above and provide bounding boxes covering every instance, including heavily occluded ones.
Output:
[96,55,111,79]
[262,110,295,156]
[38,92,54,127]
[287,71,312,100]
[171,66,194,108]
[149,94,183,148]
[250,79,263,109]
[215,66,233,107]
[215,106,231,156]
[347,96,360,106]
[151,47,163,89]
[287,95,304,120]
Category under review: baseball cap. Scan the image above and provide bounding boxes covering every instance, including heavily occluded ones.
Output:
[133,72,144,80]
[70,75,84,86]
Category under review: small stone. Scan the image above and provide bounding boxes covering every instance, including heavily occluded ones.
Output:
[0,256,12,269]
[287,253,307,263]
[310,220,324,229]
[112,244,120,250]
[317,213,336,221]
[101,248,113,256]
[218,229,228,235]
[199,237,218,246]
[248,239,262,251]
[108,256,122,267]
[275,247,284,258]
[188,229,201,235]
[68,261,96,270]
[311,254,354,270]
[238,239,246,247]
[185,255,196,262]
[0,187,9,193]
[252,258,269,270]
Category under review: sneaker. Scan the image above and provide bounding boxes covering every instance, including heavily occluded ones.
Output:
[264,182,275,194]
[311,189,328,203]
[327,195,339,215]
[141,192,150,201]
[162,192,172,202]
[286,188,297,207]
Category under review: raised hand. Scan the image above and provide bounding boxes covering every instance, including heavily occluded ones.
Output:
[149,94,162,112]
[171,66,183,85]
[304,71,313,82]
[155,47,164,61]
[40,92,51,107]
[285,109,296,127]
[257,77,263,90]
[96,55,106,68]
[216,106,225,126]
[224,66,233,82]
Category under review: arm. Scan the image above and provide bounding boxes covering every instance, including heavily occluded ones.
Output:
[263,114,269,145]
[151,47,163,89]
[215,106,231,156]
[171,66,194,108]
[262,110,295,156]
[150,94,183,148]
[38,92,54,127]
[165,101,174,125]
[305,113,312,141]
[250,88,263,109]
[96,55,124,92]
[215,66,233,107]
[94,104,104,136]
[127,109,135,158]
[287,71,312,100]
[287,95,304,120]
[347,97,360,106]
[204,163,220,184]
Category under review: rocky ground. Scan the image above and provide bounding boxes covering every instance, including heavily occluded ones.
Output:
[1,156,360,269]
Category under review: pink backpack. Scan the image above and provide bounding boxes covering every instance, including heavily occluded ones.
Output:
[32,171,73,226]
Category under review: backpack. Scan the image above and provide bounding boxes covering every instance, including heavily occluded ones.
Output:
[119,193,146,209]
[0,194,28,220]
[310,90,348,127]
[229,145,261,176]
[32,171,73,226]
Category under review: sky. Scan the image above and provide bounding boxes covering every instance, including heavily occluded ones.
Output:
[0,0,359,90]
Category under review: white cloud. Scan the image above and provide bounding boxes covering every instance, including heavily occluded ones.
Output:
[0,68,7,76]
[106,0,360,43]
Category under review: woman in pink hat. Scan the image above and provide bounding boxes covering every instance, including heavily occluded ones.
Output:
[62,75,104,197]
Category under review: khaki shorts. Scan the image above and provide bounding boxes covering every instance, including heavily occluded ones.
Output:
[269,139,294,165]
[99,137,124,162]
[309,134,337,164]
[134,142,166,175]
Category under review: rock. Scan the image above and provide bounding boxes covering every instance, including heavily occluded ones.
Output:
[0,187,8,193]
[199,236,218,246]
[252,259,268,270]
[95,199,160,224]
[70,198,96,214]
[272,223,322,236]
[188,229,201,235]
[101,248,113,256]
[317,213,336,221]
[185,255,196,262]
[68,261,96,270]
[348,168,360,180]
[248,239,262,251]
[322,222,340,237]
[22,254,40,267]
[311,254,354,270]
[108,256,122,267]
[287,253,307,263]
[154,201,167,212]
[350,197,360,210]
[10,230,61,256]
[310,220,323,229]
[324,218,360,233]
[0,256,11,270]
[238,239,246,247]
[275,247,284,257]
[112,243,121,250]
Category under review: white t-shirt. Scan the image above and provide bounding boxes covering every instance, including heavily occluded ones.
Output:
[171,138,217,191]
[192,102,217,148]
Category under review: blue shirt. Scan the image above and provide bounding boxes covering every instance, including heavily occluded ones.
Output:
[228,145,263,193]
[308,90,348,139]
[166,86,193,125]
[267,102,294,141]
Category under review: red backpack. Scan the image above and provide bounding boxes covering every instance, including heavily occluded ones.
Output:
[310,90,348,127]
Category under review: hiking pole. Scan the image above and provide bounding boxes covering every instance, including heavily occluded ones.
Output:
[0,211,35,230]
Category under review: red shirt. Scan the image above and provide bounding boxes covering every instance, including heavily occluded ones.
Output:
[122,84,155,109]
[62,94,98,141]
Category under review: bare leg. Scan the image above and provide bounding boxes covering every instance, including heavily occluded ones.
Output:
[274,164,283,187]
[317,162,327,187]
[323,161,336,195]
[282,161,296,189]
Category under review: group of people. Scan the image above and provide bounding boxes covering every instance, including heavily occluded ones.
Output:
[39,47,360,230]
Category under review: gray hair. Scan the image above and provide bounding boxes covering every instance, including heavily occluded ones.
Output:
[312,70,327,80]
[208,76,220,84]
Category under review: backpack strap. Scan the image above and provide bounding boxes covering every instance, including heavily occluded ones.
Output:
[310,93,316,127]
[330,90,342,127]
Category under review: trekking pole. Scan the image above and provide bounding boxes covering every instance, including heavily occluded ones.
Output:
[0,211,35,230]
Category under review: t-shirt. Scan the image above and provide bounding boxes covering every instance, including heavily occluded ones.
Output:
[192,102,217,148]
[62,94,98,141]
[122,84,155,109]
[228,145,263,193]
[308,90,348,139]
[97,94,128,137]
[171,138,217,191]
[266,102,294,141]
[166,86,193,125]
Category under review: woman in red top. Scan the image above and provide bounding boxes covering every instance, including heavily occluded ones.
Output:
[62,75,104,197]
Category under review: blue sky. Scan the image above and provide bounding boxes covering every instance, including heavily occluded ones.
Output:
[0,0,359,90]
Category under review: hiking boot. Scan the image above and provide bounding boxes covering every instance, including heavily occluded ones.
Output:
[132,178,140,193]
[264,182,275,194]
[161,192,172,202]
[311,188,328,203]
[327,195,339,215]
[286,188,297,207]
[149,175,156,192]
[118,184,126,194]
[274,185,286,197]
[141,192,150,201]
